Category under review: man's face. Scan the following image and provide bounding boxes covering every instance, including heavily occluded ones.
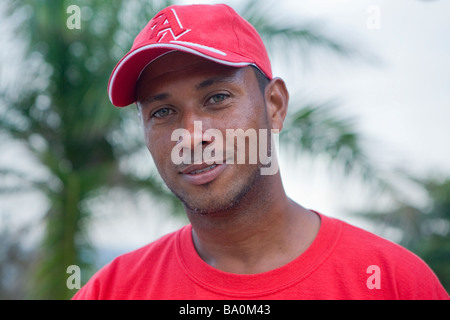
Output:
[135,52,270,214]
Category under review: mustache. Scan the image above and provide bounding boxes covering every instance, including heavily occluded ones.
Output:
[170,125,278,175]
[174,146,229,173]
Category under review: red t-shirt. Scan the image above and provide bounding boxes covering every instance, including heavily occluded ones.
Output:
[72,213,449,300]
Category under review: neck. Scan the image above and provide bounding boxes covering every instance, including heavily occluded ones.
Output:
[186,173,320,274]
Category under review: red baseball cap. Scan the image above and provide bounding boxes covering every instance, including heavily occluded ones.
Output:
[108,4,273,107]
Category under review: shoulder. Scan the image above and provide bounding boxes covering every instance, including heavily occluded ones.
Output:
[326,215,448,299]
[336,217,425,266]
[336,217,410,256]
[108,225,183,268]
[72,225,188,300]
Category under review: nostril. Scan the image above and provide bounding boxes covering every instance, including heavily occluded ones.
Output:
[202,134,216,144]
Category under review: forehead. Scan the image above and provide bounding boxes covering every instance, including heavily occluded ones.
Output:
[135,52,253,97]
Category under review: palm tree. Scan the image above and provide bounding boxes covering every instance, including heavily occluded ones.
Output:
[0,0,377,299]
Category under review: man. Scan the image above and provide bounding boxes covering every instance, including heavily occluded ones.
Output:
[73,4,448,299]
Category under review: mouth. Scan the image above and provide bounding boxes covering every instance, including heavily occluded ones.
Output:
[180,162,227,185]
[188,164,217,175]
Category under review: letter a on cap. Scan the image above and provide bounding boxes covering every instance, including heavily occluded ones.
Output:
[149,8,191,42]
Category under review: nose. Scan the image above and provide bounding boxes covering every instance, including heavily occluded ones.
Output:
[176,121,204,147]
[176,113,213,164]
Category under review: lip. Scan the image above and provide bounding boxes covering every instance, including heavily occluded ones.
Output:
[180,162,227,185]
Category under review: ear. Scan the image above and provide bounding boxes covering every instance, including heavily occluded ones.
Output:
[265,78,289,131]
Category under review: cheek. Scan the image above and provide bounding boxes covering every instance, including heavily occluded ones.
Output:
[227,100,267,130]
[144,127,169,165]
[145,130,182,182]
[148,140,176,183]
[143,125,153,152]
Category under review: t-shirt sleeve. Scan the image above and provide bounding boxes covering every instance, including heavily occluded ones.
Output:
[393,250,449,300]
[71,259,119,300]
[71,270,103,300]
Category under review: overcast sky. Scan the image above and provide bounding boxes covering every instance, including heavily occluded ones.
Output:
[284,0,450,174]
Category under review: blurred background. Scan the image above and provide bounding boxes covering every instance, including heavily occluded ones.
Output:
[0,0,449,299]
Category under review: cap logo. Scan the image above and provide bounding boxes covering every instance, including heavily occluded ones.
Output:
[149,8,191,42]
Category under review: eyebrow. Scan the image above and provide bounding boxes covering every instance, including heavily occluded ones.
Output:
[195,76,237,90]
[140,93,171,106]
[139,75,238,106]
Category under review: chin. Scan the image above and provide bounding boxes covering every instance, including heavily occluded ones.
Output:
[176,177,257,216]
[167,163,264,215]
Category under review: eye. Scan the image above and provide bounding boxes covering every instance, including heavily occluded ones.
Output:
[152,107,175,118]
[206,93,230,105]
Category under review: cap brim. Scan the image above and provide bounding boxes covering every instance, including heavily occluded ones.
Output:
[108,43,254,107]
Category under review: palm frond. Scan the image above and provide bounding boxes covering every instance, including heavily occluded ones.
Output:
[282,101,366,172]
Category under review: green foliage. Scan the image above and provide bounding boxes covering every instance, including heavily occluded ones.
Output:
[282,101,366,174]
[1,0,179,299]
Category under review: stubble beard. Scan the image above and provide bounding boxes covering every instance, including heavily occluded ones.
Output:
[168,163,263,216]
